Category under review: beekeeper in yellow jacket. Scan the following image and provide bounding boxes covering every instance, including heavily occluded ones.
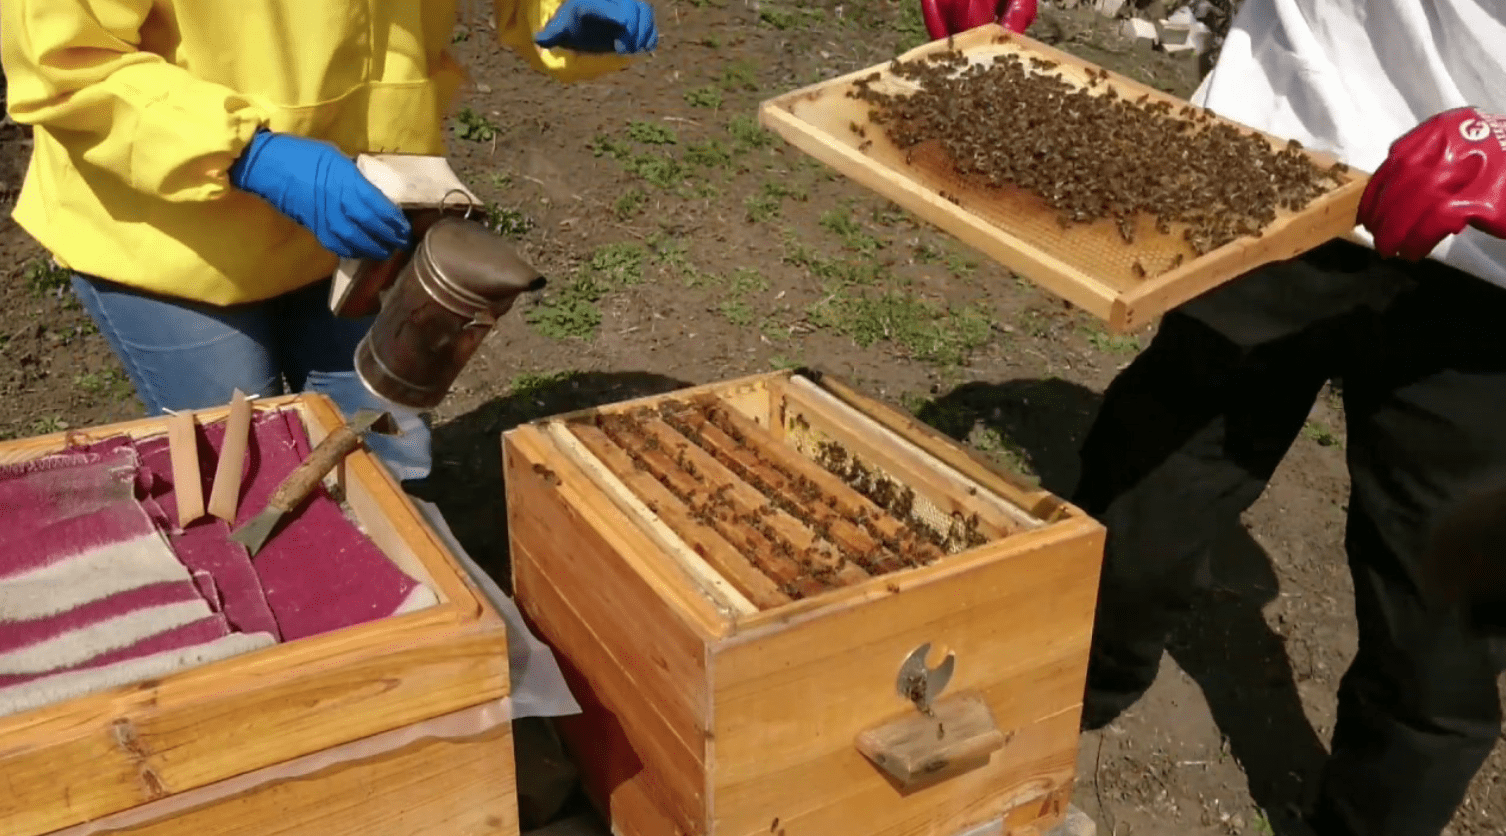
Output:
[1,0,658,482]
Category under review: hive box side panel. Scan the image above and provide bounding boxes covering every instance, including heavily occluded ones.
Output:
[104,725,518,836]
[2,623,510,836]
[505,427,713,835]
[709,520,1104,836]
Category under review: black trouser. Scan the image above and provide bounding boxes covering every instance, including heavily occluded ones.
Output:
[1074,240,1506,836]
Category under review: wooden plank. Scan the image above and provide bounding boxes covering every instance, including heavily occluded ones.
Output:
[560,421,779,612]
[207,390,252,522]
[779,377,1040,535]
[803,373,1067,523]
[660,401,918,575]
[586,413,829,599]
[504,427,715,761]
[0,621,509,836]
[515,545,708,836]
[758,25,1369,334]
[708,522,1103,836]
[98,724,517,835]
[854,692,1005,791]
[636,414,873,589]
[167,411,205,526]
[679,396,948,570]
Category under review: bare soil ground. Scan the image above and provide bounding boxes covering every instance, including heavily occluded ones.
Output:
[1,2,1501,834]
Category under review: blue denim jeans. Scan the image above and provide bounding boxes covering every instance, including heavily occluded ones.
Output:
[71,274,432,482]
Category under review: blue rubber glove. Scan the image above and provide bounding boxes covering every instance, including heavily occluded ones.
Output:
[229,130,411,261]
[535,0,658,54]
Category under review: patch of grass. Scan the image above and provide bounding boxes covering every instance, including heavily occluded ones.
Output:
[684,85,724,109]
[613,188,647,220]
[893,0,929,48]
[718,61,759,92]
[700,34,723,48]
[23,257,70,297]
[30,415,69,435]
[700,268,769,326]
[810,291,992,365]
[487,171,513,190]
[728,115,775,151]
[686,139,734,169]
[784,238,883,286]
[508,370,580,400]
[483,203,534,238]
[589,242,648,287]
[649,234,693,275]
[769,355,803,370]
[525,242,648,340]
[758,4,824,29]
[819,209,882,256]
[74,370,130,398]
[626,121,677,145]
[1251,814,1275,836]
[592,132,687,187]
[1086,329,1142,354]
[455,106,498,142]
[745,180,807,222]
[525,277,606,340]
[1303,420,1344,449]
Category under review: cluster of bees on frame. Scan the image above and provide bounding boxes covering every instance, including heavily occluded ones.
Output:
[844,40,1351,276]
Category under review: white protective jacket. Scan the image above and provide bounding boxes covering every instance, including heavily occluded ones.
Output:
[1192,0,1506,288]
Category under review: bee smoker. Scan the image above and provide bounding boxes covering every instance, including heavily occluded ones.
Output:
[355,216,546,410]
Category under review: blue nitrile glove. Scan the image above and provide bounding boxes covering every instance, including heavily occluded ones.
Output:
[535,0,659,54]
[229,130,412,261]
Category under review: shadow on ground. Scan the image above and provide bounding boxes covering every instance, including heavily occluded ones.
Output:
[918,378,1330,834]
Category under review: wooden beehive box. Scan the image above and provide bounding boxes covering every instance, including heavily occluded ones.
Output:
[759,25,1369,334]
[505,370,1105,836]
[0,394,517,836]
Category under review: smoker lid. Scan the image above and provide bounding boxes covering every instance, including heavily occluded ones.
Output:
[422,217,545,298]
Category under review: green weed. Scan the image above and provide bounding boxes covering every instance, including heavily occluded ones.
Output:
[1086,329,1142,354]
[613,188,647,220]
[718,61,759,92]
[589,242,648,287]
[819,209,881,255]
[810,291,991,365]
[483,203,534,238]
[509,370,580,400]
[1303,421,1344,448]
[686,139,734,169]
[456,107,498,142]
[23,257,70,297]
[626,121,677,145]
[684,85,725,109]
[729,115,775,151]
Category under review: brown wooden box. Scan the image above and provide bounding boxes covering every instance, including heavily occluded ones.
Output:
[0,394,518,836]
[504,370,1105,836]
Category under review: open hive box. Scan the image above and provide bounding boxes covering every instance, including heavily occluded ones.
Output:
[505,370,1106,836]
[0,394,516,836]
[759,25,1370,334]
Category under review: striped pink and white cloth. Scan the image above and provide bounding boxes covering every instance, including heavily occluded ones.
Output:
[0,445,273,718]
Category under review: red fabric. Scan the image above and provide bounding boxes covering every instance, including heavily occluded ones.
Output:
[0,447,154,576]
[920,0,1035,39]
[131,410,422,641]
[1359,107,1506,261]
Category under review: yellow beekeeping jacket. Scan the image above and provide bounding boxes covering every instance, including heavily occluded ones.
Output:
[1,1,631,305]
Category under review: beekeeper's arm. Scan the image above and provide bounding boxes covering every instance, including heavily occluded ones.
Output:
[1,0,409,261]
[495,0,659,82]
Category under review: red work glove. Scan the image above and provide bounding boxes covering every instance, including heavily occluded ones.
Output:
[921,0,1037,40]
[1358,107,1506,261]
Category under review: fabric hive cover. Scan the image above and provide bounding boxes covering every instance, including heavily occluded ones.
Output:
[0,407,436,719]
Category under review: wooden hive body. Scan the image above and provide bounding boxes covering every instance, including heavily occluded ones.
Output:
[0,395,517,836]
[505,371,1105,836]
